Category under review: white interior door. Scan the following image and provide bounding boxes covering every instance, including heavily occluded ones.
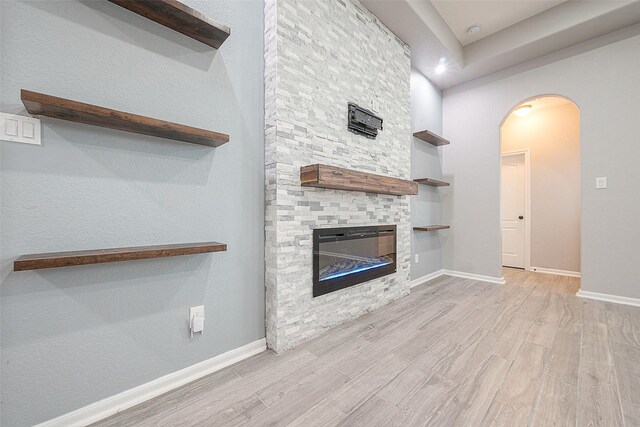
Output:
[501,153,527,268]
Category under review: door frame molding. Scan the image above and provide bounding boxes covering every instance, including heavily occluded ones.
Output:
[500,149,531,271]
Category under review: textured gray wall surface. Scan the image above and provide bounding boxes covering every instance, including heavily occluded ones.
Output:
[410,69,444,280]
[0,0,264,425]
[264,0,412,352]
[443,32,640,297]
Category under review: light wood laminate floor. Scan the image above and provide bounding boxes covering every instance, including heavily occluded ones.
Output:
[94,269,640,426]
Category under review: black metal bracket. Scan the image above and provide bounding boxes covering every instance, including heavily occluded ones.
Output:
[347,102,383,139]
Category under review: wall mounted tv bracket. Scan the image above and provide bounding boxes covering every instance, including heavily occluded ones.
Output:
[348,102,383,139]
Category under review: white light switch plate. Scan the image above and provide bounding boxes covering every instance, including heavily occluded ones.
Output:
[596,177,607,189]
[414,254,419,263]
[0,112,41,145]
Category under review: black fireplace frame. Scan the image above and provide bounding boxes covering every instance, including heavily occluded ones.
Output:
[313,225,397,297]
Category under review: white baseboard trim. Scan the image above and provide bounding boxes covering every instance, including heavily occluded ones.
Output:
[576,290,640,307]
[35,338,267,427]
[530,266,581,278]
[410,269,445,288]
[443,269,506,285]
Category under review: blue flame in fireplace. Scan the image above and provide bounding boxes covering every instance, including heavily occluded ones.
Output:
[320,259,392,281]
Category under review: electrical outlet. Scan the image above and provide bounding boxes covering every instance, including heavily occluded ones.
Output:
[1,112,41,145]
[415,254,419,263]
[189,305,205,337]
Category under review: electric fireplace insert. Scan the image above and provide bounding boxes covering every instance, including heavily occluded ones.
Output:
[313,225,397,297]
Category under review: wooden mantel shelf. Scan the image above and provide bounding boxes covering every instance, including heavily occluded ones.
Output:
[300,164,418,196]
[413,178,450,187]
[413,225,450,232]
[108,0,231,49]
[413,129,450,146]
[14,242,226,271]
[21,90,229,147]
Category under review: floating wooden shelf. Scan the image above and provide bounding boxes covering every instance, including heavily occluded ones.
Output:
[413,225,450,232]
[413,178,450,187]
[14,242,226,271]
[21,90,229,147]
[300,164,418,196]
[413,130,450,146]
[108,0,230,49]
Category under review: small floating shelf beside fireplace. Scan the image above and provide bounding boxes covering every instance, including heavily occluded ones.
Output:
[313,225,397,297]
[413,177,450,187]
[413,129,450,146]
[300,164,418,196]
[413,225,450,232]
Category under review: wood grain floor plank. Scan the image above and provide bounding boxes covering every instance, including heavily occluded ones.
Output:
[581,322,616,385]
[515,289,551,322]
[440,355,511,426]
[245,368,350,427]
[544,328,581,383]
[435,327,498,383]
[92,270,640,427]
[557,294,583,333]
[622,400,640,427]
[286,353,409,426]
[334,394,399,427]
[390,373,460,426]
[610,340,640,405]
[137,350,318,425]
[189,393,266,427]
[234,346,316,379]
[577,381,624,426]
[583,298,609,325]
[494,342,546,408]
[489,316,534,361]
[335,301,461,378]
[377,338,460,405]
[483,400,529,426]
[314,353,408,416]
[606,303,640,347]
[530,374,577,427]
[525,319,558,348]
[301,326,358,357]
[93,368,242,427]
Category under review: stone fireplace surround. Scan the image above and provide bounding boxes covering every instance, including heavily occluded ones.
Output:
[264,0,411,353]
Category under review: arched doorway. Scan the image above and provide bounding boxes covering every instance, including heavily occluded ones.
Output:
[499,95,581,278]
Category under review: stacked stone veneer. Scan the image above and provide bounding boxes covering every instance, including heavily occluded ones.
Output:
[264,0,412,352]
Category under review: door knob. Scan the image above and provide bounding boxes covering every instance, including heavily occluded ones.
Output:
[519,216,524,220]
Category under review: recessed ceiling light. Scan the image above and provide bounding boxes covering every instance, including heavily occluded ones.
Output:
[467,25,481,35]
[513,105,532,117]
[435,57,446,74]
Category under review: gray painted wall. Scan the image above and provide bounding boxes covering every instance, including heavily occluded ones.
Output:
[410,69,444,280]
[442,30,640,298]
[0,1,265,425]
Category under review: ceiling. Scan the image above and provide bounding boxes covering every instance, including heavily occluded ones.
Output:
[360,0,640,89]
[431,0,567,46]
